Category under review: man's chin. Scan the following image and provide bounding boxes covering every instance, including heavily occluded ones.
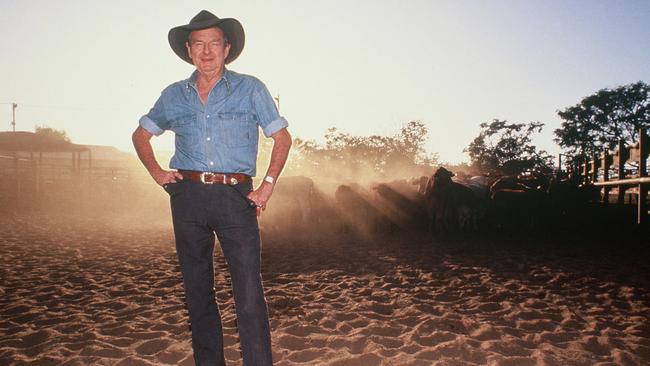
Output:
[197,64,222,74]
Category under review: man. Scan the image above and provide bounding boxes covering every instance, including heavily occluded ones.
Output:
[132,10,291,366]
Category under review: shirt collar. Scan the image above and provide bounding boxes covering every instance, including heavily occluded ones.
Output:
[186,68,231,91]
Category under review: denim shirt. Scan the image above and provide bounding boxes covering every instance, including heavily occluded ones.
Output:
[139,69,288,176]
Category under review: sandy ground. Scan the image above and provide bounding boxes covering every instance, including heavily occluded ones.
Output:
[1,214,650,366]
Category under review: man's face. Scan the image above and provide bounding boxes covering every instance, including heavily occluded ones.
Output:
[186,27,231,75]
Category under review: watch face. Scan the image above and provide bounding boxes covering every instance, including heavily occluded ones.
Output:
[264,176,275,184]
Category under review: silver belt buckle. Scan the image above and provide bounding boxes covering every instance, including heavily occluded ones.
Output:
[230,176,238,185]
[200,173,214,184]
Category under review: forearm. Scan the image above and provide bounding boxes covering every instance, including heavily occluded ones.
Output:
[132,127,163,178]
[247,128,292,214]
[263,128,292,180]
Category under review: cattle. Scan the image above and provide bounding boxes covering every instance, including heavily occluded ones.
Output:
[424,167,485,234]
[489,172,549,195]
[410,175,430,196]
[261,176,337,235]
[489,187,548,232]
[371,180,428,232]
[488,173,550,232]
[465,175,492,202]
[547,177,602,228]
[335,183,394,236]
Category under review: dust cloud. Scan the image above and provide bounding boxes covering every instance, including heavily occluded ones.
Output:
[0,142,443,241]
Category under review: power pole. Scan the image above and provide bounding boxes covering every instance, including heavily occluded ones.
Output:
[11,103,17,132]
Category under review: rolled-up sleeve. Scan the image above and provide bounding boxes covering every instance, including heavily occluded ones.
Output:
[261,116,289,138]
[139,93,170,136]
[252,81,289,137]
[139,115,165,136]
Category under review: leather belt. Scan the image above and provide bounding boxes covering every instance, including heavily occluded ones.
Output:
[178,170,250,185]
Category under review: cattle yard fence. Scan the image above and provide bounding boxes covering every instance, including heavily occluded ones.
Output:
[570,128,649,225]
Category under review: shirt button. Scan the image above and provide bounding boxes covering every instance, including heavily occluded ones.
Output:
[209,161,214,165]
[206,114,210,118]
[207,137,211,141]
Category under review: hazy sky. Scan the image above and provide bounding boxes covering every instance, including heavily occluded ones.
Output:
[1,0,649,163]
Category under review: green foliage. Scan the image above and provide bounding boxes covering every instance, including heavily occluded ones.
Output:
[465,119,553,176]
[554,81,650,160]
[34,125,71,143]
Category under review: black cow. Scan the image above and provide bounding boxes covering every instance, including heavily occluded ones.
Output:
[424,167,485,234]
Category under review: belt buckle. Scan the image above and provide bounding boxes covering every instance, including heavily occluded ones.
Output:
[200,173,214,184]
[229,176,238,185]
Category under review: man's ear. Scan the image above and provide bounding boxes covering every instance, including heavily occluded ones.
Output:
[224,42,231,60]
[185,42,192,60]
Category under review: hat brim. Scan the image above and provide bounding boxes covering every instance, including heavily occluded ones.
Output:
[168,17,245,65]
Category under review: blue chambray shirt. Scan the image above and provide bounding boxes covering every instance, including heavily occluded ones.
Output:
[139,69,288,177]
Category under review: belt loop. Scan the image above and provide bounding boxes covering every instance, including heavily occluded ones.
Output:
[223,174,226,184]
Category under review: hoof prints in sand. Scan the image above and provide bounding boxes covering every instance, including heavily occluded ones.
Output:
[1,218,650,365]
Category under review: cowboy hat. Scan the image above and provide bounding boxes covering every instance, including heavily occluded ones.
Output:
[168,10,245,65]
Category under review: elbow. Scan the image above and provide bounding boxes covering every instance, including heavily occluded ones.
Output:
[272,128,292,148]
[285,129,293,148]
[131,128,141,147]
[281,128,292,147]
[132,126,152,148]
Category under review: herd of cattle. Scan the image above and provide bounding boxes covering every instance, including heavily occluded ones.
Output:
[262,167,605,237]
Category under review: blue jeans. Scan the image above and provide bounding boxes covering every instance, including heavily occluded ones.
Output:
[164,180,273,366]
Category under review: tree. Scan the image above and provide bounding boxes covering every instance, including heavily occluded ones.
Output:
[465,119,553,176]
[554,81,650,159]
[35,125,71,143]
[292,121,438,181]
[392,120,428,162]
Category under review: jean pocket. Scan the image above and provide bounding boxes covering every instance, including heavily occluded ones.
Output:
[229,183,257,209]
[163,181,187,197]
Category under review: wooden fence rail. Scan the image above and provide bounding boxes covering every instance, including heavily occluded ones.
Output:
[571,128,649,225]
[0,155,152,205]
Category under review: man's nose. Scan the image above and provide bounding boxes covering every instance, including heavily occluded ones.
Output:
[202,45,212,54]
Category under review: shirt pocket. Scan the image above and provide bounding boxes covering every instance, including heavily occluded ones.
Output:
[171,115,199,147]
[217,111,257,148]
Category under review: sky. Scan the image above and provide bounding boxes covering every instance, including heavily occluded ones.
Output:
[1,0,649,164]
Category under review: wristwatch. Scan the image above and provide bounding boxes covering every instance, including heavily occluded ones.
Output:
[263,176,275,185]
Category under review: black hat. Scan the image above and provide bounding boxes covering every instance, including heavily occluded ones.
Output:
[168,10,245,65]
